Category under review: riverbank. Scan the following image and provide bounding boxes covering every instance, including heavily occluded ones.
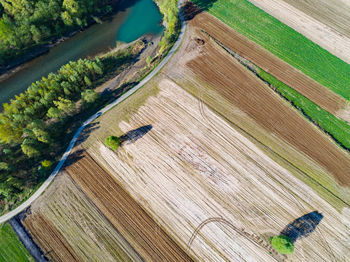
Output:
[0,33,159,218]
[0,0,164,105]
[0,13,120,82]
[0,0,184,223]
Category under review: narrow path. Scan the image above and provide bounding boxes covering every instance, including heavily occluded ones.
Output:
[0,0,186,224]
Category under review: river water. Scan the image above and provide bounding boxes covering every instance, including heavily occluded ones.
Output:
[0,0,162,104]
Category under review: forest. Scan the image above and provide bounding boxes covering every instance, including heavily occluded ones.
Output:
[0,0,180,216]
[0,42,143,214]
[0,0,115,66]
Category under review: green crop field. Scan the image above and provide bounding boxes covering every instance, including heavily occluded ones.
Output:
[192,0,350,100]
[0,223,34,262]
[257,68,350,151]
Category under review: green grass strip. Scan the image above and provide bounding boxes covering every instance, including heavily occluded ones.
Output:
[0,223,34,262]
[257,68,350,150]
[192,0,350,100]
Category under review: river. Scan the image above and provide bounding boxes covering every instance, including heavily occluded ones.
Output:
[0,0,163,105]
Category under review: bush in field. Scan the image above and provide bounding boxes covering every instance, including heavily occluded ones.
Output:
[270,235,294,254]
[104,136,120,151]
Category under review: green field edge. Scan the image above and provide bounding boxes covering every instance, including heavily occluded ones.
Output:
[203,32,350,209]
[0,222,34,262]
[191,0,350,100]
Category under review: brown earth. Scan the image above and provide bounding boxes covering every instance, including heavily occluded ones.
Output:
[188,9,349,121]
[184,11,350,186]
[85,79,350,261]
[65,153,193,262]
[23,174,140,262]
[23,213,80,262]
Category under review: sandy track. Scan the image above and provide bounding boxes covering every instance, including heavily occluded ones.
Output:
[247,0,350,65]
[65,153,193,262]
[23,174,140,262]
[189,11,349,122]
[88,79,350,261]
[185,13,350,186]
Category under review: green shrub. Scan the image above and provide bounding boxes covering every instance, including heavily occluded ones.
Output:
[41,160,52,169]
[270,235,294,254]
[104,136,120,151]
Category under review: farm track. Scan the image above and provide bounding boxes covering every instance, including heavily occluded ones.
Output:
[187,216,285,262]
[185,13,350,186]
[189,11,349,121]
[65,153,193,262]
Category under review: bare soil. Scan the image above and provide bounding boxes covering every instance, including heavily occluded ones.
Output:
[189,11,349,122]
[184,11,350,187]
[86,79,350,261]
[23,174,140,262]
[65,153,193,262]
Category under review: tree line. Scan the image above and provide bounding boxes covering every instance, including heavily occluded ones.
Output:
[0,42,141,211]
[0,0,182,216]
[0,0,115,66]
[156,0,179,53]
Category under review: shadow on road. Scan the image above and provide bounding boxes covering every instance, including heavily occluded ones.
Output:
[75,122,100,147]
[64,149,85,168]
[183,0,218,21]
[120,124,153,145]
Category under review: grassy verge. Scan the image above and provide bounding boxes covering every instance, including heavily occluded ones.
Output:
[191,0,350,100]
[256,68,350,151]
[0,223,34,262]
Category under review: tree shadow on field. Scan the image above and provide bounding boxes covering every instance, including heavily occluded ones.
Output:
[281,211,323,243]
[75,122,100,147]
[183,0,218,21]
[64,149,85,168]
[120,124,152,145]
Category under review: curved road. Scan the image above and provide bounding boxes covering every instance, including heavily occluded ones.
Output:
[0,0,186,224]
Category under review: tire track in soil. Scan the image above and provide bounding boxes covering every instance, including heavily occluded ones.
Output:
[65,152,194,262]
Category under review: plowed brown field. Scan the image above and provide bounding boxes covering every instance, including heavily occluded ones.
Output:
[65,153,193,262]
[184,12,350,187]
[23,174,140,262]
[24,213,79,262]
[189,11,349,121]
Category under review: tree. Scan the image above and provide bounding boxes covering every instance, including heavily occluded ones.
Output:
[0,114,22,143]
[41,159,52,168]
[81,89,99,104]
[0,162,9,171]
[53,97,75,115]
[32,127,51,143]
[47,107,62,118]
[146,55,152,67]
[270,235,294,254]
[21,138,40,158]
[104,136,120,151]
[0,18,11,42]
